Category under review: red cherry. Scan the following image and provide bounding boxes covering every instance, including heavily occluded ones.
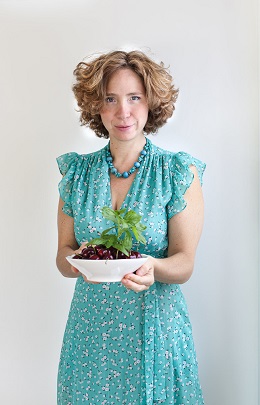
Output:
[96,247,106,257]
[81,247,94,258]
[134,251,142,258]
[88,254,100,260]
[102,253,114,260]
[117,251,128,259]
[72,254,83,259]
[108,247,118,259]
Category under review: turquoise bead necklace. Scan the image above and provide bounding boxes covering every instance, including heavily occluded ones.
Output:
[106,141,148,178]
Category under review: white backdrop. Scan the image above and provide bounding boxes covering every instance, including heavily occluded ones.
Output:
[0,1,258,404]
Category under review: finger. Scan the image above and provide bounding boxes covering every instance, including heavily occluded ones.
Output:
[124,272,154,286]
[82,275,100,285]
[71,266,80,274]
[135,266,152,277]
[74,242,88,254]
[74,247,84,254]
[122,277,149,292]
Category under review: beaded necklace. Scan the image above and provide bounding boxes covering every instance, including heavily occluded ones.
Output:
[106,141,148,178]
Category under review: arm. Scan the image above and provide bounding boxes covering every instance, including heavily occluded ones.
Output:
[154,165,204,283]
[122,166,204,290]
[56,198,80,278]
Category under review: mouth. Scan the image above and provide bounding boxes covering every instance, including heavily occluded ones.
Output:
[115,124,134,130]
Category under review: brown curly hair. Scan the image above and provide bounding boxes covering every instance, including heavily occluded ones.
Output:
[72,50,179,138]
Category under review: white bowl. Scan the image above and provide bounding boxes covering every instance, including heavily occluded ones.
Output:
[66,254,149,282]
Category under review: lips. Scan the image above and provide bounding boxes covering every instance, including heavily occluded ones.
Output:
[115,124,134,131]
[115,125,133,129]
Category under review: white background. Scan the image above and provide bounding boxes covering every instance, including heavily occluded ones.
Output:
[0,1,258,404]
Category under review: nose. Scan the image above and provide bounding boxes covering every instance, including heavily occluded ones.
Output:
[116,101,130,119]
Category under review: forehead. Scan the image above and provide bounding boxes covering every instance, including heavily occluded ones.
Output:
[106,68,145,92]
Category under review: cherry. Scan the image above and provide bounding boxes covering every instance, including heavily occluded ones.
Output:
[133,251,142,258]
[102,254,114,260]
[129,251,137,259]
[96,246,110,258]
[73,254,83,259]
[88,254,100,260]
[80,247,94,258]
[117,251,128,259]
[72,244,142,260]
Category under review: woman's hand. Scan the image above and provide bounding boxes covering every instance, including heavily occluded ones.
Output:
[72,242,101,284]
[73,243,155,288]
[121,257,155,292]
[73,242,88,255]
[71,265,101,284]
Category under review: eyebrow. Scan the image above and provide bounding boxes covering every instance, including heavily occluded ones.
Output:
[105,92,144,96]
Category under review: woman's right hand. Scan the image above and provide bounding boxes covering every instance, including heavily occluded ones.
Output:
[73,242,88,256]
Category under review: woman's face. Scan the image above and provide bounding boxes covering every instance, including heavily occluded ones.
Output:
[100,68,148,142]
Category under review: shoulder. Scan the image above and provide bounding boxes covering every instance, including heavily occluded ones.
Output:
[147,139,206,185]
[56,146,106,176]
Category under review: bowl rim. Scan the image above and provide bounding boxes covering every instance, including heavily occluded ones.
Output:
[65,253,149,282]
[66,253,149,262]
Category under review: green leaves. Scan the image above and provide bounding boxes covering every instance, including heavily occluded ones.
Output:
[87,206,147,256]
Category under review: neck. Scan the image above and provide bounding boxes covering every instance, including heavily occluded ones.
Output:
[109,135,146,165]
[106,136,148,178]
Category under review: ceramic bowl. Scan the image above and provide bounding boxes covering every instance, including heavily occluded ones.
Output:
[66,254,149,282]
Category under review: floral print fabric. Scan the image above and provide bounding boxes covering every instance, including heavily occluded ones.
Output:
[56,138,206,404]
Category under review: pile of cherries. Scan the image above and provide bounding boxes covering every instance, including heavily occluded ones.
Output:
[73,244,142,260]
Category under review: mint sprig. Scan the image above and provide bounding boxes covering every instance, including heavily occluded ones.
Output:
[86,207,147,256]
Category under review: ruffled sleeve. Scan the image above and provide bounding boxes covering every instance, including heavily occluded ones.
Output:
[166,151,206,220]
[56,152,81,217]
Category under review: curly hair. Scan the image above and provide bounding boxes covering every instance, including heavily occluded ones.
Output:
[72,50,179,138]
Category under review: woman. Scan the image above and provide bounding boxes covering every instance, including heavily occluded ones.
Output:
[56,50,206,404]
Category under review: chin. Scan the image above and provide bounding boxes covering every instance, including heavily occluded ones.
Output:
[110,131,145,143]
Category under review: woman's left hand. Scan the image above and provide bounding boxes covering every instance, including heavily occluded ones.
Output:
[121,257,155,292]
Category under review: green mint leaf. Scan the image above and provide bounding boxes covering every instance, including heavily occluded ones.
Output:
[102,234,118,249]
[101,226,115,236]
[135,222,147,232]
[112,242,129,256]
[123,230,132,252]
[86,236,107,246]
[102,207,126,224]
[136,233,147,245]
[87,206,147,255]
[101,207,118,223]
[124,210,142,225]
[117,220,129,237]
[131,226,141,242]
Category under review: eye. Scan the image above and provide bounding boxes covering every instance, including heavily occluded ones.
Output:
[105,96,116,103]
[130,95,141,101]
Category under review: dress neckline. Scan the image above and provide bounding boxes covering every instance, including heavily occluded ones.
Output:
[104,137,151,210]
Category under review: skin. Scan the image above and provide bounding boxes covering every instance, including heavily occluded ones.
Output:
[56,68,204,291]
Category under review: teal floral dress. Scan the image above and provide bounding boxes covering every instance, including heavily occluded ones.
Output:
[56,138,206,405]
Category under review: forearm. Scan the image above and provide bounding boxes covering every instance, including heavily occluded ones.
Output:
[153,252,195,284]
[56,246,80,278]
